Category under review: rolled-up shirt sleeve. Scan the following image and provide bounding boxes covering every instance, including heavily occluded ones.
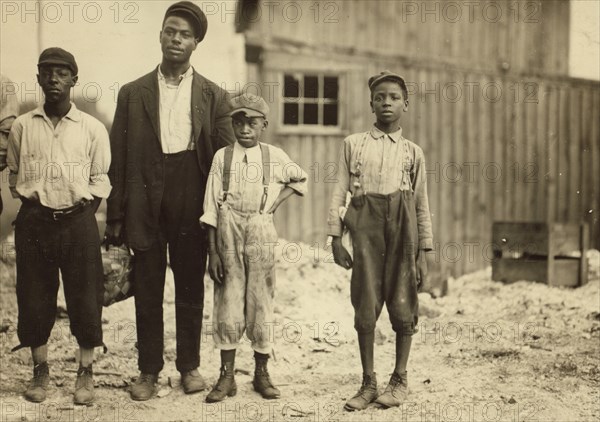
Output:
[413,147,433,250]
[0,76,19,171]
[200,151,223,228]
[277,148,308,196]
[88,120,112,198]
[327,137,351,237]
[6,119,22,198]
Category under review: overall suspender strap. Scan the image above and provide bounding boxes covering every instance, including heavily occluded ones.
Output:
[221,144,271,213]
[222,145,234,202]
[259,143,270,213]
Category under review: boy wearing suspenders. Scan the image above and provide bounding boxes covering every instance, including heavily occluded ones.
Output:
[328,71,435,411]
[200,93,308,402]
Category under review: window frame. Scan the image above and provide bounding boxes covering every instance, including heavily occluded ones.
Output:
[278,71,345,135]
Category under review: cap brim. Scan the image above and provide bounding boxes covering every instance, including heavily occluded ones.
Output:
[230,108,265,118]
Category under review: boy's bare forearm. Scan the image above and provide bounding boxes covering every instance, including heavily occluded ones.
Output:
[207,226,218,254]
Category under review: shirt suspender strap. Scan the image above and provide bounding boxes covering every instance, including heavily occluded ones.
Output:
[222,145,234,202]
[352,132,369,196]
[259,143,270,213]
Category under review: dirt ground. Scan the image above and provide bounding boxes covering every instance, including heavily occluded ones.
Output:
[1,235,599,422]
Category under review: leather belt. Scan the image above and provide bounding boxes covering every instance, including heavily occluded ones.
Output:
[21,197,92,221]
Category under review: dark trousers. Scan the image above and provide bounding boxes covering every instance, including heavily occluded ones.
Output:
[343,190,419,335]
[14,202,104,349]
[134,150,207,374]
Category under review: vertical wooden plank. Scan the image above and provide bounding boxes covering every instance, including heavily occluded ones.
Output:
[423,68,440,269]
[481,73,494,268]
[280,135,301,240]
[314,135,328,244]
[568,87,582,222]
[430,68,443,276]
[439,69,453,278]
[579,87,592,247]
[525,79,539,221]
[463,69,474,273]
[310,136,322,245]
[503,75,515,221]
[506,1,522,73]
[453,71,467,274]
[536,80,549,222]
[557,84,569,222]
[546,82,559,224]
[298,134,313,242]
[492,75,505,225]
[590,91,600,248]
[516,77,528,221]
[497,0,510,72]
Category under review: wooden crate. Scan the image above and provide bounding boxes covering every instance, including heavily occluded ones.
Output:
[491,222,589,287]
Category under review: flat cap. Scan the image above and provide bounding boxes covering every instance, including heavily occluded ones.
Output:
[38,47,78,76]
[368,70,407,92]
[230,93,270,118]
[164,1,208,42]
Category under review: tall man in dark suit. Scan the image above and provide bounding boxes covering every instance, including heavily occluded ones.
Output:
[104,1,236,401]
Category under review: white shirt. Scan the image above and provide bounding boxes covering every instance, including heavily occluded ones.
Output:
[201,142,308,228]
[157,65,194,153]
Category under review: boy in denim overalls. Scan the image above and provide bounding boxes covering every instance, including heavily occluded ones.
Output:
[201,93,308,402]
[328,71,434,411]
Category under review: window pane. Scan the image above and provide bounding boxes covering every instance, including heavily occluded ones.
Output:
[284,75,300,98]
[303,103,318,124]
[324,77,339,99]
[304,76,318,98]
[323,104,338,126]
[284,103,299,125]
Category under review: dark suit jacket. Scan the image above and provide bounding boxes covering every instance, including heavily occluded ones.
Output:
[107,68,236,251]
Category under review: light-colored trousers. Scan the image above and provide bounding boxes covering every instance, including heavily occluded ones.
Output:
[213,203,278,354]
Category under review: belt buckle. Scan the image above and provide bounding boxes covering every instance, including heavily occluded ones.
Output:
[52,210,65,221]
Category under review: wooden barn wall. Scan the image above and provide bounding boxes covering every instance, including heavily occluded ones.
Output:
[261,51,600,277]
[245,0,570,76]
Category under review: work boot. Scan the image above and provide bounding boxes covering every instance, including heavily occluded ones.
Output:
[73,364,94,405]
[253,355,280,399]
[130,373,158,401]
[205,362,236,403]
[24,362,50,403]
[375,371,408,408]
[181,369,208,394]
[344,373,378,411]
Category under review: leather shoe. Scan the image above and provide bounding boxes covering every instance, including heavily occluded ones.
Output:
[375,371,408,408]
[344,373,378,411]
[181,369,208,394]
[206,362,236,402]
[24,362,50,403]
[130,373,158,401]
[73,365,94,405]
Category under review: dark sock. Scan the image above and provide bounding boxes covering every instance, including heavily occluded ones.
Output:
[254,351,269,361]
[221,349,236,365]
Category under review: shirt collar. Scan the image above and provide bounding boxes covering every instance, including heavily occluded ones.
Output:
[157,64,194,82]
[33,102,81,122]
[234,141,261,154]
[369,125,403,143]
